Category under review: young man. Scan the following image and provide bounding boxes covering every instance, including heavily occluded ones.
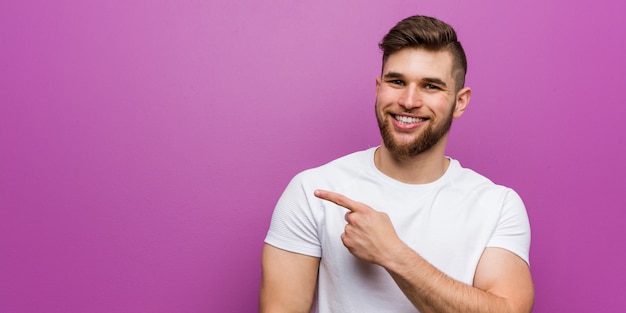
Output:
[260,15,533,313]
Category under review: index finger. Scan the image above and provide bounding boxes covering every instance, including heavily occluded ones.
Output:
[314,189,362,213]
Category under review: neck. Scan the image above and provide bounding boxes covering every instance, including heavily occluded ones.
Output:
[374,141,450,184]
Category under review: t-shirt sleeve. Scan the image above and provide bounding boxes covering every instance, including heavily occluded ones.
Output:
[486,188,531,265]
[264,173,322,258]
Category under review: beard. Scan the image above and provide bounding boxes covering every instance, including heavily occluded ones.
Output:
[376,103,455,158]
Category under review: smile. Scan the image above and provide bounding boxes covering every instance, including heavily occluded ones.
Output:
[393,115,425,124]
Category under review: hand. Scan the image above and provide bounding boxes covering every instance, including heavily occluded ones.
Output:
[314,189,404,265]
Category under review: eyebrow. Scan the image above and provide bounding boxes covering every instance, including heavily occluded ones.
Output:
[383,71,448,88]
[422,77,448,88]
[382,71,404,79]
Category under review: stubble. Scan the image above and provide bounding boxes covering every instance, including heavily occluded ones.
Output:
[375,102,455,158]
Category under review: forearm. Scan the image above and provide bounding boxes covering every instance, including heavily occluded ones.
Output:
[383,245,525,313]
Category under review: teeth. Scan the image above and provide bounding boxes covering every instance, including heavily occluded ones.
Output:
[395,115,423,124]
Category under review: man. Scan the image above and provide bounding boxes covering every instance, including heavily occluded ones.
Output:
[260,15,533,313]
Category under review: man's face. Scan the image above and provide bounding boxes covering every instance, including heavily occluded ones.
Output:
[375,48,467,157]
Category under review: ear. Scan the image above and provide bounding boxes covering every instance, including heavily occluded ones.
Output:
[375,76,381,97]
[453,87,471,119]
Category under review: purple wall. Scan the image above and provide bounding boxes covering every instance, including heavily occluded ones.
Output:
[1,0,625,312]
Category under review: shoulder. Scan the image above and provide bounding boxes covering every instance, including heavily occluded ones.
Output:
[447,159,495,186]
[448,159,508,189]
[293,148,375,187]
[446,159,524,206]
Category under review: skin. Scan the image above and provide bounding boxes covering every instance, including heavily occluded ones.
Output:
[374,47,468,184]
[260,47,534,313]
[260,245,319,313]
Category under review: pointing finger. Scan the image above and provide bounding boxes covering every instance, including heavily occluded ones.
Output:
[314,189,362,213]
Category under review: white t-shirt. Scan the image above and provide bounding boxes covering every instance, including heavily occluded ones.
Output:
[265,147,531,312]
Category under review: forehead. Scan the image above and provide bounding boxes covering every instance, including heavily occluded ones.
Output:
[383,48,455,81]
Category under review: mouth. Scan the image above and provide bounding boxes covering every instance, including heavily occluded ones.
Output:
[393,114,427,125]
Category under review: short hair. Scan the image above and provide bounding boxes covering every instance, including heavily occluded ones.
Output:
[379,15,468,90]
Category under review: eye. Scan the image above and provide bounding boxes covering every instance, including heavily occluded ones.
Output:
[388,79,405,86]
[424,84,439,90]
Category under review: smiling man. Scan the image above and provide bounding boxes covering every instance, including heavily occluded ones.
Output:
[260,15,533,313]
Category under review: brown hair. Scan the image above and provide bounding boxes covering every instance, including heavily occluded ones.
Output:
[379,15,467,90]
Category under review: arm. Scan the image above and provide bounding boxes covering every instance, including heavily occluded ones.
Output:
[385,245,533,313]
[314,189,534,313]
[260,243,320,313]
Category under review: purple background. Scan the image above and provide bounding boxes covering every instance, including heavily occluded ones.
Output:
[1,0,625,312]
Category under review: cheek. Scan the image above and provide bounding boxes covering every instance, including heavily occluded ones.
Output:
[374,95,386,110]
[375,89,397,107]
[428,95,454,111]
[375,101,392,116]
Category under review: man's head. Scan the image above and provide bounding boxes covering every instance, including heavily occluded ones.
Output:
[374,15,471,159]
[379,15,467,91]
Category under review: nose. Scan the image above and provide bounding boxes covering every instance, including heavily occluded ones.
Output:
[398,86,421,110]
